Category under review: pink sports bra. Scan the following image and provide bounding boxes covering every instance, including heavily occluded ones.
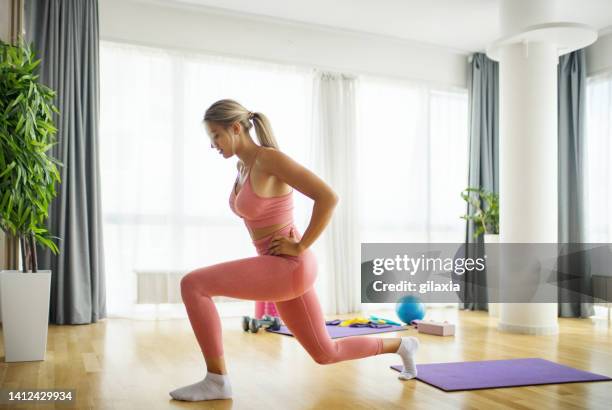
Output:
[229,149,294,230]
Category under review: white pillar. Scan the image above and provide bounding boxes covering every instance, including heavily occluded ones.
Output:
[487,0,597,335]
[497,41,559,335]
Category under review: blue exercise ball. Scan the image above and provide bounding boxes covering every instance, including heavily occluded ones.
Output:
[395,296,425,324]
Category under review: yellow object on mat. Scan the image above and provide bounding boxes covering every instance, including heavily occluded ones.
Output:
[339,317,375,327]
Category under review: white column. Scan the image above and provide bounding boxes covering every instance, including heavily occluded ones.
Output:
[487,0,597,335]
[497,41,559,334]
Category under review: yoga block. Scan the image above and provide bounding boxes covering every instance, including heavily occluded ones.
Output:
[413,320,455,336]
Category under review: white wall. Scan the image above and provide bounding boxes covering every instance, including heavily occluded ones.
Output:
[0,0,10,41]
[586,30,612,77]
[99,0,468,89]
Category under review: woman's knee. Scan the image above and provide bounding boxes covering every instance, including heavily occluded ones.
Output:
[180,269,210,296]
[305,339,338,365]
[180,272,194,295]
[311,351,336,365]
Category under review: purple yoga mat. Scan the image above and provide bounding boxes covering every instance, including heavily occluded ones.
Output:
[391,358,612,391]
[267,324,409,338]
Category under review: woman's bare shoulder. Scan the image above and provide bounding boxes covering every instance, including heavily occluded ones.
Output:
[257,147,292,178]
[259,146,277,154]
[257,147,301,176]
[258,146,288,162]
[257,146,337,201]
[256,146,282,166]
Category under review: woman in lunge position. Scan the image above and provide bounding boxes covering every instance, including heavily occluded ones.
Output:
[170,99,420,401]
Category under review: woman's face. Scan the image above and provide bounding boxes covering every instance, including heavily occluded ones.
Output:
[206,121,237,159]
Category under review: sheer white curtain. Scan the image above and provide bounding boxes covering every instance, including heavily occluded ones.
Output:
[356,76,469,312]
[99,41,313,319]
[585,72,612,243]
[309,72,360,314]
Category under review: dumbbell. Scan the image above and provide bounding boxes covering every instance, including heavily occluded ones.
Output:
[241,315,282,333]
[241,314,274,330]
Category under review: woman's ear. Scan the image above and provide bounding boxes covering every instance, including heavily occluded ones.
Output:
[232,121,241,136]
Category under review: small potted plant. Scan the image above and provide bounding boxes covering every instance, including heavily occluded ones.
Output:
[0,39,62,362]
[460,187,499,243]
[460,187,499,316]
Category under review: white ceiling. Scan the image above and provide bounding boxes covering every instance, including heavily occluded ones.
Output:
[151,0,612,53]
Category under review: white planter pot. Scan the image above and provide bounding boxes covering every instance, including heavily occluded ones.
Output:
[484,234,500,317]
[0,270,51,362]
[483,234,499,244]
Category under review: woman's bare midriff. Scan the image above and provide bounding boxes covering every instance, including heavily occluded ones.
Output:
[247,221,293,241]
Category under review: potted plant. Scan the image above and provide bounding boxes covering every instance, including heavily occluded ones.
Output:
[460,187,499,243]
[0,39,62,362]
[460,187,499,316]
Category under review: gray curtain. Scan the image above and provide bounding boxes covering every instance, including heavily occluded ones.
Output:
[1,2,23,271]
[558,49,594,318]
[461,53,499,311]
[25,0,106,324]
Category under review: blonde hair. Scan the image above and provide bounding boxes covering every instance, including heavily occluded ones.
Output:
[203,99,279,149]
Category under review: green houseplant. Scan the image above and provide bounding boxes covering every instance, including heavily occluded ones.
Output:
[1,39,63,362]
[460,187,499,239]
[460,187,500,317]
[0,39,62,272]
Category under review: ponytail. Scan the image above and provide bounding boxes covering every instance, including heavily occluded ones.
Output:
[251,112,279,149]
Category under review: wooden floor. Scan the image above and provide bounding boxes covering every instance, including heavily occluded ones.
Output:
[1,308,611,410]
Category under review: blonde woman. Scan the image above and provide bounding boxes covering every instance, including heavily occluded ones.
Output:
[170,99,420,401]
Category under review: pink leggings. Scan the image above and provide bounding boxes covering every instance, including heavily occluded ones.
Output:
[180,223,384,364]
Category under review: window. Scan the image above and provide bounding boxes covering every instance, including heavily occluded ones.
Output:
[586,72,612,243]
[356,76,469,311]
[357,77,469,243]
[100,41,470,318]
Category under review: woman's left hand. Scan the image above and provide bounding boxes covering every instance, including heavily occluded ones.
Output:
[268,228,303,256]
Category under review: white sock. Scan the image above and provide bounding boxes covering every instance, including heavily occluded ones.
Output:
[396,337,420,380]
[169,372,232,401]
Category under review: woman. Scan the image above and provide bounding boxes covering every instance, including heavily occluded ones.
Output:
[170,99,420,401]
